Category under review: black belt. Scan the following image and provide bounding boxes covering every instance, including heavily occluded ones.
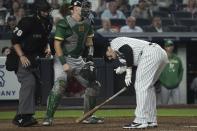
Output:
[140,43,156,56]
[149,42,154,45]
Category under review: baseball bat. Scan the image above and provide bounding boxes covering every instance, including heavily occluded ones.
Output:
[75,87,128,123]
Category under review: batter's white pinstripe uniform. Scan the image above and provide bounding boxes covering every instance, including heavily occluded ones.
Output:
[110,37,168,124]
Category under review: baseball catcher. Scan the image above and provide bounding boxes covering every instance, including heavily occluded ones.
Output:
[42,0,104,126]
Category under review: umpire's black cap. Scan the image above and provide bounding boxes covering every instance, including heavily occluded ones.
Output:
[34,0,51,12]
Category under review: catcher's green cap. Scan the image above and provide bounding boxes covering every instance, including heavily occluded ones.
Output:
[164,40,174,47]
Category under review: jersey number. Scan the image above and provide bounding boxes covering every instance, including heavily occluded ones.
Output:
[13,27,23,36]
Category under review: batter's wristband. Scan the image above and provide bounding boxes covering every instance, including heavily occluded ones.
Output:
[58,55,66,65]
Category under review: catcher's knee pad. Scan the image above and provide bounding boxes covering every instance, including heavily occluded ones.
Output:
[79,62,96,83]
[85,81,101,96]
[52,77,67,95]
[75,75,89,88]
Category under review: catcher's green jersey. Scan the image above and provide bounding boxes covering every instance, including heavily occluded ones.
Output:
[54,15,94,57]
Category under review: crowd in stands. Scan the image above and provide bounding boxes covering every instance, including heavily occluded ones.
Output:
[94,0,197,33]
[0,0,197,37]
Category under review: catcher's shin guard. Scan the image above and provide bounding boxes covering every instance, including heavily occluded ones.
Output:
[45,91,61,118]
[45,79,66,118]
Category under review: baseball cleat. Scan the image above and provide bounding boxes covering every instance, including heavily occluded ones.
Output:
[148,122,158,128]
[82,116,104,124]
[123,122,148,129]
[42,118,53,126]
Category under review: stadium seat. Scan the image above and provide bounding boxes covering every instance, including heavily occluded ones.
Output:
[93,18,102,30]
[161,18,175,26]
[142,25,156,32]
[176,19,197,27]
[142,25,168,32]
[110,19,125,27]
[190,26,197,32]
[93,18,101,26]
[167,25,190,32]
[0,10,7,19]
[136,18,151,26]
[192,12,197,19]
[172,11,192,19]
[0,25,6,32]
[153,11,170,18]
[142,25,150,32]
[124,11,131,17]
[158,7,170,13]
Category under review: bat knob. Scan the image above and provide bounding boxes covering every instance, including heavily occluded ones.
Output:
[75,119,80,123]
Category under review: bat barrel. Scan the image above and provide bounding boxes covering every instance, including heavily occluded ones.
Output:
[75,87,127,123]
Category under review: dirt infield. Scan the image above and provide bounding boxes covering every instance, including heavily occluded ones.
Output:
[1,116,197,131]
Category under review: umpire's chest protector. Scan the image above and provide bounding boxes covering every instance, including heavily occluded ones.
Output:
[22,16,51,54]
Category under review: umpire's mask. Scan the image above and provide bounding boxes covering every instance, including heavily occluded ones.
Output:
[34,0,51,20]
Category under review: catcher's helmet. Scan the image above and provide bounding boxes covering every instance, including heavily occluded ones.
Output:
[69,0,91,18]
[81,0,91,18]
[69,0,83,9]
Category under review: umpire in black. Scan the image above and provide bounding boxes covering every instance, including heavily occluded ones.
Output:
[11,0,52,127]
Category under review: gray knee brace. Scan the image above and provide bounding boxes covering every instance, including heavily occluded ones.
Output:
[52,77,67,95]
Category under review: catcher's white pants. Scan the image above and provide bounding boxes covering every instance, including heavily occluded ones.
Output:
[134,44,168,124]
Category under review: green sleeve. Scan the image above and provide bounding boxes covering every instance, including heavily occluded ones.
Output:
[54,19,72,41]
[54,19,70,65]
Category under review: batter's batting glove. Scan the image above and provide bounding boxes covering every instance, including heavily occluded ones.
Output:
[125,68,132,86]
[114,66,127,75]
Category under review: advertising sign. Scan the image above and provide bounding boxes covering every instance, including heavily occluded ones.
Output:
[0,57,20,100]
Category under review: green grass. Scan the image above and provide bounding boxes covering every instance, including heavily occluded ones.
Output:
[1,108,197,120]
